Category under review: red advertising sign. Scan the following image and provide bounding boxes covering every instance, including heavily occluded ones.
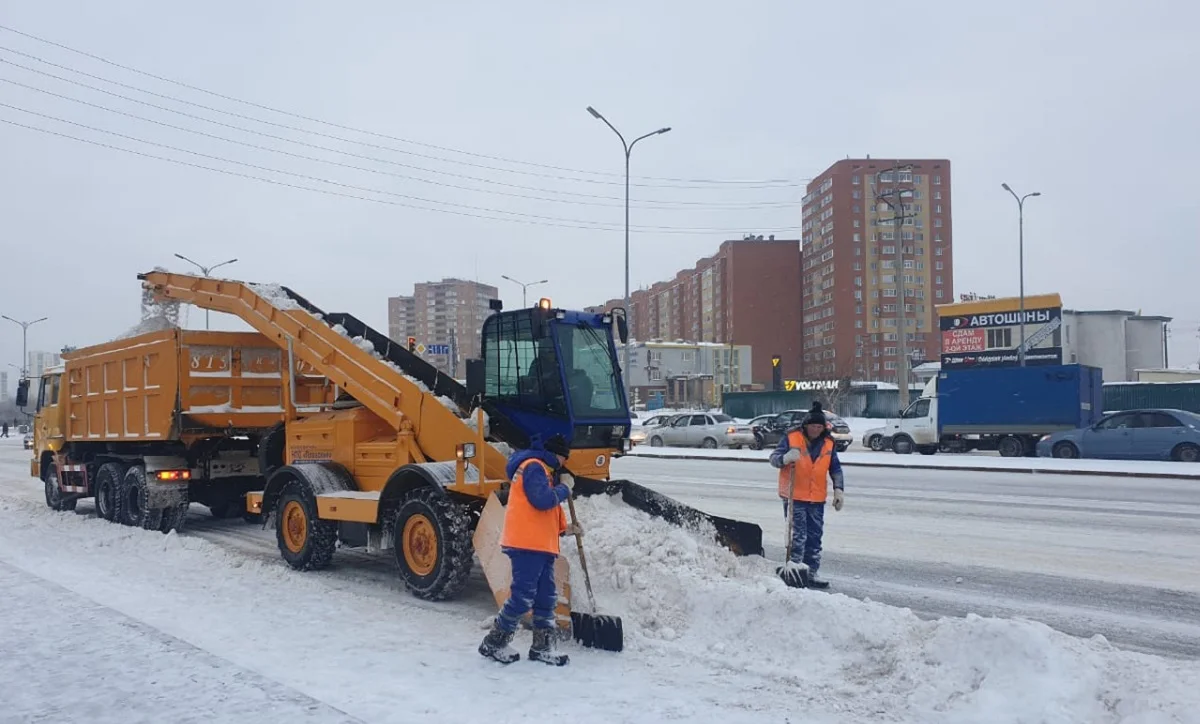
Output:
[942,328,986,354]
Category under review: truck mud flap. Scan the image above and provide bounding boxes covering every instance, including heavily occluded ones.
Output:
[573,477,764,557]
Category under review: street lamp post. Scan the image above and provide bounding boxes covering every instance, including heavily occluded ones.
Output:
[1000,184,1041,366]
[500,275,549,309]
[2,314,48,379]
[173,253,238,329]
[585,106,671,403]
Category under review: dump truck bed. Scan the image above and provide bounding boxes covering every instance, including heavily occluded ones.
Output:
[61,328,305,441]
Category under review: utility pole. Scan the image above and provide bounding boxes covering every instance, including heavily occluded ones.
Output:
[1001,184,1041,365]
[173,253,238,329]
[874,163,917,408]
[586,106,671,405]
[2,315,48,379]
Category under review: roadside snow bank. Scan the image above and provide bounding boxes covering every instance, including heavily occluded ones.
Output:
[564,495,1200,722]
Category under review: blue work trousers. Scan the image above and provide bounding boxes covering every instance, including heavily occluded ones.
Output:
[781,499,825,574]
[496,548,557,632]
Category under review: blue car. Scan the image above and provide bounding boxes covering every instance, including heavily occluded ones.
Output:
[1036,408,1200,462]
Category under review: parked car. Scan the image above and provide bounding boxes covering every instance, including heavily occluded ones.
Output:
[861,425,891,452]
[645,413,755,449]
[1036,408,1200,462]
[22,433,34,450]
[629,413,682,447]
[750,410,852,452]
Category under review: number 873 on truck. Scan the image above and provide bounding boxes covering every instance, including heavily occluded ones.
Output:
[28,271,762,632]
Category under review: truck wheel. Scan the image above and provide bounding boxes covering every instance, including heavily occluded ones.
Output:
[116,466,154,528]
[276,482,337,571]
[94,463,126,522]
[1052,442,1080,459]
[393,487,474,602]
[1172,443,1200,463]
[43,465,77,512]
[891,436,914,455]
[998,436,1025,458]
[917,445,939,456]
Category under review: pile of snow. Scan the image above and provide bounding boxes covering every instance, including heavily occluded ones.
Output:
[247,282,304,311]
[562,495,1200,720]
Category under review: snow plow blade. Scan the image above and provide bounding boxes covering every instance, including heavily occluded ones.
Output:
[573,476,764,557]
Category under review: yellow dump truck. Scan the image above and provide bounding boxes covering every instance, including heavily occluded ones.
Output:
[36,271,762,633]
[30,328,332,530]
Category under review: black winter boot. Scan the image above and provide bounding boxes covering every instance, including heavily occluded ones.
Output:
[807,573,831,590]
[528,628,569,666]
[478,622,520,664]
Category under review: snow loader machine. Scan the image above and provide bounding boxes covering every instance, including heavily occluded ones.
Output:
[137,271,763,631]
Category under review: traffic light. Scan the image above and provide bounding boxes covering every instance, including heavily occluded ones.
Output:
[771,355,782,391]
[407,336,417,353]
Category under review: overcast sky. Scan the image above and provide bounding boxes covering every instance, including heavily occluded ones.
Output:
[2,0,1198,378]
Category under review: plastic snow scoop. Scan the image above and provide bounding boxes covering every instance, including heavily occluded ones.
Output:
[566,495,624,652]
[572,476,764,557]
[777,463,810,589]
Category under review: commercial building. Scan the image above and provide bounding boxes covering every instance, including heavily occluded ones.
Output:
[934,293,1170,382]
[800,159,954,384]
[387,278,498,377]
[590,236,802,386]
[618,340,753,409]
[27,350,62,379]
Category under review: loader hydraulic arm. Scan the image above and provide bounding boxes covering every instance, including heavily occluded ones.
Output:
[137,271,510,480]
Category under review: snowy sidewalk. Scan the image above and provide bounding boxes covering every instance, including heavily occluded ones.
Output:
[630,446,1200,479]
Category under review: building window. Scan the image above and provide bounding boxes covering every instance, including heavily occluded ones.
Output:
[935,190,942,200]
[935,289,944,299]
[936,248,944,256]
[935,204,943,214]
[852,175,860,185]
[987,328,1013,349]
[935,218,943,228]
[935,275,943,284]
[935,261,944,270]
[934,175,942,185]
[852,190,862,200]
[884,361,897,371]
[855,320,863,329]
[913,175,922,184]
[854,219,861,228]
[853,233,861,242]
[854,290,863,300]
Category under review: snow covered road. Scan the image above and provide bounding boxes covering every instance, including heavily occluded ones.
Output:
[4,438,1200,722]
[612,456,1200,658]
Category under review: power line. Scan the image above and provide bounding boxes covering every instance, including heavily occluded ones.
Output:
[0,31,809,189]
[0,112,803,235]
[0,71,800,211]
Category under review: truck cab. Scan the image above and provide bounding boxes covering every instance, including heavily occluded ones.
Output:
[28,365,66,479]
[881,378,942,455]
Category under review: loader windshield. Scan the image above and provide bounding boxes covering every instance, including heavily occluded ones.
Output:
[556,322,624,418]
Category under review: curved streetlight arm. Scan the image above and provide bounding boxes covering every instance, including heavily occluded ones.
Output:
[207,258,238,275]
[173,252,206,273]
[587,106,628,154]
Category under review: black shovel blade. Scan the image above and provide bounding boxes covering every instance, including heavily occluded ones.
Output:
[571,611,624,652]
[776,564,809,589]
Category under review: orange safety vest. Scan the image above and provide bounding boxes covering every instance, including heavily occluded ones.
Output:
[777,432,834,503]
[501,458,568,555]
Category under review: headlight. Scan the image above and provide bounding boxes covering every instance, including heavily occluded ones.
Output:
[1039,435,1051,442]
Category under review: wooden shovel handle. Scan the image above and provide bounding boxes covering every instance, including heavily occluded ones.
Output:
[566,495,598,614]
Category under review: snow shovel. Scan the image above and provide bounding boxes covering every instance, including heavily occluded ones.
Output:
[566,496,624,652]
[776,462,810,589]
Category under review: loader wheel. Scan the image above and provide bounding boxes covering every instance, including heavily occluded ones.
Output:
[393,487,474,602]
[275,483,337,571]
[43,465,77,512]
[94,462,126,522]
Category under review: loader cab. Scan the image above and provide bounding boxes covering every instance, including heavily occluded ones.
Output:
[471,300,632,452]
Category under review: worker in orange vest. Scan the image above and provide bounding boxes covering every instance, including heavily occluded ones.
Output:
[769,402,845,588]
[479,433,582,666]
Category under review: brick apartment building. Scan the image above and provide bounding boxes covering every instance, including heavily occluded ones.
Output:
[388,278,498,377]
[590,237,802,386]
[801,159,953,383]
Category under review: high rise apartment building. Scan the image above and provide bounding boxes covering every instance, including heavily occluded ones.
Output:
[590,237,802,385]
[387,278,498,377]
[27,350,62,379]
[800,159,953,383]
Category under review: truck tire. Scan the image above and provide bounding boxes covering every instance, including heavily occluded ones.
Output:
[258,424,286,477]
[1172,443,1200,463]
[275,481,337,571]
[158,498,190,534]
[43,465,77,512]
[117,465,159,529]
[891,436,914,455]
[1052,441,1080,459]
[998,436,1025,458]
[917,445,938,456]
[393,487,474,602]
[94,462,126,522]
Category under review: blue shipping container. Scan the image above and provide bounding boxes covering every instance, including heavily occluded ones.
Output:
[938,364,1103,434]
